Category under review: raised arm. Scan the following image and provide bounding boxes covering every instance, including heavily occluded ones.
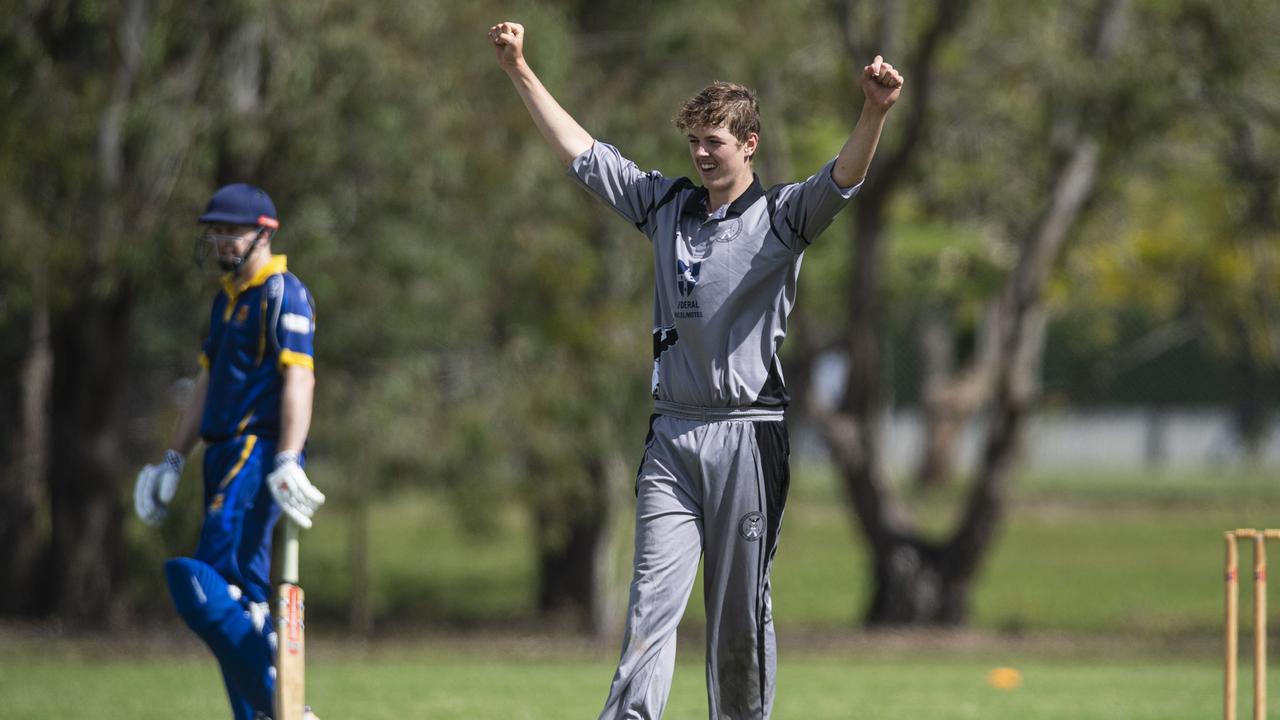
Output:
[831,55,904,188]
[489,21,594,166]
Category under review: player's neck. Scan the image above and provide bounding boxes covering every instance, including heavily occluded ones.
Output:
[707,171,755,213]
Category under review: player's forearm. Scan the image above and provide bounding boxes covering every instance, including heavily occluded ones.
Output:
[277,365,315,455]
[504,58,594,165]
[832,99,890,188]
[167,368,208,456]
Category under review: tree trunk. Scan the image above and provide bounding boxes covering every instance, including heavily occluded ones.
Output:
[914,303,1001,490]
[40,0,147,626]
[866,534,962,625]
[915,311,961,489]
[822,0,1123,628]
[941,64,1108,613]
[536,456,609,633]
[0,301,54,615]
[4,0,219,624]
[915,410,963,491]
[821,0,977,625]
[827,205,900,557]
[48,288,135,625]
[841,204,888,475]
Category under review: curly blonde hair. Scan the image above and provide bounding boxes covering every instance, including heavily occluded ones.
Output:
[674,81,761,144]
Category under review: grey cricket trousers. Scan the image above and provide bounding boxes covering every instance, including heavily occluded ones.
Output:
[599,413,791,720]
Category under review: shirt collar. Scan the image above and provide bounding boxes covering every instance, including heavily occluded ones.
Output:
[681,175,766,219]
[221,254,287,298]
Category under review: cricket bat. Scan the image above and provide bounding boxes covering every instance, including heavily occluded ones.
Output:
[275,519,306,720]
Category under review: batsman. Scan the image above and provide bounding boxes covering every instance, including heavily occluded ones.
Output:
[133,184,325,720]
[490,20,903,720]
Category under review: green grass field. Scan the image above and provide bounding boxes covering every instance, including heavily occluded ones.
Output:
[4,463,1277,718]
[301,461,1280,637]
[0,636,1242,719]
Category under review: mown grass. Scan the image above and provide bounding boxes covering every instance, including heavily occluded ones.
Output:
[6,463,1275,718]
[0,637,1238,719]
[300,462,1280,637]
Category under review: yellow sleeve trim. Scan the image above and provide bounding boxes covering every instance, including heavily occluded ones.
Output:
[278,349,314,371]
[198,353,210,369]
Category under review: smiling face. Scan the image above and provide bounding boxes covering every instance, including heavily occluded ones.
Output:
[687,124,758,201]
[674,81,762,208]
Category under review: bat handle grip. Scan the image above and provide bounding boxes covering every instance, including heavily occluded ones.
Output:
[280,520,301,585]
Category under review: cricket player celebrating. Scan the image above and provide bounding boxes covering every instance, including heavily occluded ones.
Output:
[490,20,902,720]
[134,183,325,720]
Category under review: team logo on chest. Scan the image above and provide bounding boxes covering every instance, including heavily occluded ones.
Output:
[675,260,704,319]
[712,218,742,244]
[676,260,701,298]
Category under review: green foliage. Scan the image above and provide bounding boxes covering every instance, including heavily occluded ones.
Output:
[3,0,1279,624]
[1052,0,1280,400]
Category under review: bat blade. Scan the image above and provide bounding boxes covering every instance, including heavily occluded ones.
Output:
[275,581,305,720]
[275,520,305,720]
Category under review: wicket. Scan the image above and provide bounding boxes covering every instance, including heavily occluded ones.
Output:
[1225,529,1280,720]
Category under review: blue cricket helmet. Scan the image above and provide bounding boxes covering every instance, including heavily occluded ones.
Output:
[198,183,280,229]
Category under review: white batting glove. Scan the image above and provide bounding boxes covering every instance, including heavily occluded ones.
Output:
[134,450,185,527]
[267,452,325,529]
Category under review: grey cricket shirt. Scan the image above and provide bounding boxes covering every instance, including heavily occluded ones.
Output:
[570,141,860,417]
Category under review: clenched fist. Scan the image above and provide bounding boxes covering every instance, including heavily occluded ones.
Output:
[488,21,526,71]
[861,55,904,111]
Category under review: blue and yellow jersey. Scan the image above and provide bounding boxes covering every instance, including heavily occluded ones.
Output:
[199,254,315,441]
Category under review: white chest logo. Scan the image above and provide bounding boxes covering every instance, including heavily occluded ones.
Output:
[712,218,742,243]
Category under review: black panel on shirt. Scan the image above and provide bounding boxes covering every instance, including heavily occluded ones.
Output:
[751,355,790,408]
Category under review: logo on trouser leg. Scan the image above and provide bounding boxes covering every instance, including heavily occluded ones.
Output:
[739,511,765,541]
